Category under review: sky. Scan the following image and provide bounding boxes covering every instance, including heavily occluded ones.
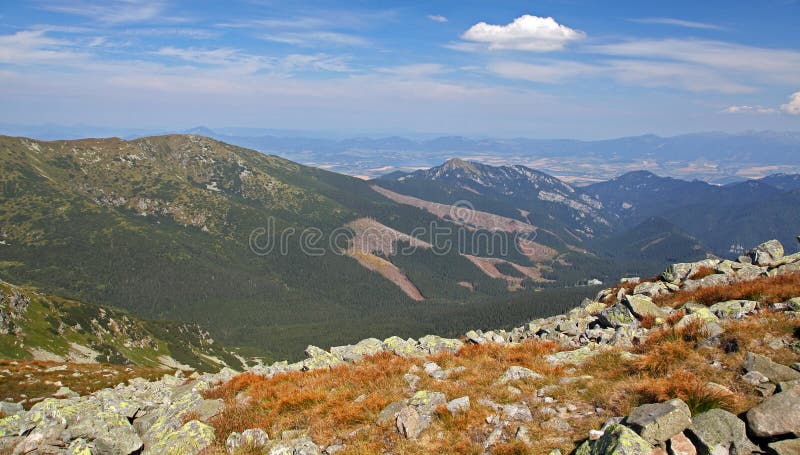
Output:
[0,0,799,138]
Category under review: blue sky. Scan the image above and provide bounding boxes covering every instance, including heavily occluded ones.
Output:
[1,0,799,138]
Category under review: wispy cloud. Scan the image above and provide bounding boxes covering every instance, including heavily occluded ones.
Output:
[0,30,88,65]
[259,31,369,47]
[37,0,169,24]
[723,105,777,114]
[630,17,726,31]
[461,14,585,52]
[427,15,448,23]
[724,92,800,115]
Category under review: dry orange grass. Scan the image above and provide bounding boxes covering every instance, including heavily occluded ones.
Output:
[204,274,800,454]
[656,271,800,308]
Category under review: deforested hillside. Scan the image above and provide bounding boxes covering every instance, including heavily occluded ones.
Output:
[0,135,617,360]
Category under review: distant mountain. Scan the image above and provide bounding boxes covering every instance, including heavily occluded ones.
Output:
[377,158,613,242]
[758,173,800,191]
[585,171,800,254]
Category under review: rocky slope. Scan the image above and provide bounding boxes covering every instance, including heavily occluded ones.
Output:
[1,238,799,454]
[0,280,240,371]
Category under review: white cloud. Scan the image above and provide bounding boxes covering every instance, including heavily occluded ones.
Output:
[461,14,585,52]
[781,92,800,115]
[723,105,777,114]
[630,18,726,31]
[427,15,448,23]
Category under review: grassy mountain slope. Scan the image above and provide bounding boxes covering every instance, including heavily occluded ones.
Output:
[0,135,605,359]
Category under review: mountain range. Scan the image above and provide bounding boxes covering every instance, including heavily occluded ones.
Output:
[0,133,797,361]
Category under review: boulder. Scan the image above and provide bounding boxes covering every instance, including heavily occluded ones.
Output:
[0,402,23,417]
[743,352,800,383]
[303,345,345,371]
[377,401,407,425]
[668,432,697,455]
[598,304,637,328]
[768,439,800,455]
[708,300,757,319]
[396,406,422,439]
[502,403,533,422]
[423,362,446,380]
[545,345,601,365]
[499,366,542,383]
[226,428,270,453]
[145,420,215,455]
[625,398,692,444]
[623,294,668,320]
[745,386,800,438]
[446,397,470,415]
[418,335,463,354]
[330,338,385,362]
[409,390,447,415]
[632,281,669,298]
[686,409,758,455]
[465,330,486,344]
[575,423,655,455]
[748,239,784,266]
[383,336,424,357]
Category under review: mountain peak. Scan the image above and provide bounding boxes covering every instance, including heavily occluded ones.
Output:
[441,157,478,172]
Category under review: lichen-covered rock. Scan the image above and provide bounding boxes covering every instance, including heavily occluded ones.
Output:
[330,338,385,362]
[66,438,92,455]
[749,239,784,266]
[598,304,637,328]
[144,419,215,455]
[502,403,533,422]
[409,390,447,414]
[625,398,692,444]
[303,345,345,371]
[576,423,655,455]
[383,336,425,357]
[623,294,667,320]
[686,409,758,455]
[499,366,542,383]
[418,335,463,354]
[746,386,800,438]
[708,300,757,319]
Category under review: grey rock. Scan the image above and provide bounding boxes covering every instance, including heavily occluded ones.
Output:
[303,345,345,371]
[465,330,486,344]
[423,362,446,380]
[330,338,385,362]
[499,366,542,383]
[632,281,669,298]
[377,401,407,425]
[708,300,758,319]
[746,386,800,438]
[418,335,463,354]
[403,373,420,390]
[502,403,533,422]
[626,398,692,444]
[686,408,758,455]
[446,397,470,415]
[541,417,571,432]
[623,294,668,320]
[396,406,422,439]
[575,423,655,455]
[749,239,784,266]
[768,439,800,455]
[598,304,637,328]
[0,402,23,417]
[668,432,697,455]
[144,419,215,455]
[743,352,800,383]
